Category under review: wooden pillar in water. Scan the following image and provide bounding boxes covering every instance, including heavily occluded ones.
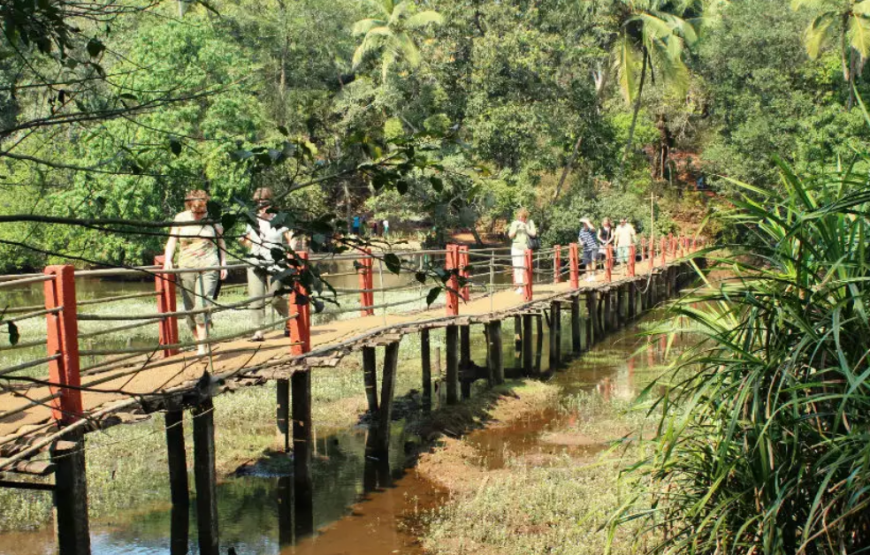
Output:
[276,379,290,452]
[586,291,600,342]
[165,409,189,507]
[571,296,582,355]
[555,301,562,366]
[522,314,534,376]
[603,291,612,335]
[292,369,314,538]
[628,282,637,319]
[513,315,522,364]
[445,325,459,405]
[487,320,504,385]
[378,342,400,450]
[459,325,472,399]
[421,329,432,411]
[548,302,561,370]
[362,347,378,415]
[192,398,219,555]
[534,314,543,375]
[616,286,625,328]
[52,430,90,555]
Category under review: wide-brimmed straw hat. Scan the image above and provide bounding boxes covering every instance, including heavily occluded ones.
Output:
[580,217,592,225]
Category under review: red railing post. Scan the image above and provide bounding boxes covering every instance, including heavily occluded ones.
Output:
[358,249,374,317]
[553,245,562,284]
[628,245,637,277]
[446,244,460,316]
[649,238,655,265]
[459,245,470,302]
[605,244,614,282]
[44,265,83,424]
[154,256,180,358]
[641,237,647,260]
[660,238,667,266]
[523,249,533,302]
[569,243,580,289]
[288,252,311,355]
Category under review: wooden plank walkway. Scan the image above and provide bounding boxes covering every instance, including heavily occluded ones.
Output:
[0,257,670,457]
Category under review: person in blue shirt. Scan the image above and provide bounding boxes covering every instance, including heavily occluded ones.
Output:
[352,215,361,236]
[578,217,599,282]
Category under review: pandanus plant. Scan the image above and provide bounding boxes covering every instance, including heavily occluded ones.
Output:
[611,114,870,552]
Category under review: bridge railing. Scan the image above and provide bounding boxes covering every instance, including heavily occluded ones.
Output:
[0,236,705,426]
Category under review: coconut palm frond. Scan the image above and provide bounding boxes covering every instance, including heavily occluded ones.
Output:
[805,13,836,58]
[615,34,640,103]
[406,10,445,29]
[352,18,386,37]
[849,13,870,59]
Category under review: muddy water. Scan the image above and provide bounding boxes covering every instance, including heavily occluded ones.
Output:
[1,274,687,555]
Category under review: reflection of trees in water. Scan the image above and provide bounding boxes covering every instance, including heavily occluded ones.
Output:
[100,424,414,552]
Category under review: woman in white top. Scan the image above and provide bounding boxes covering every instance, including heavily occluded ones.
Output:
[163,190,228,355]
[240,188,298,341]
[507,208,537,294]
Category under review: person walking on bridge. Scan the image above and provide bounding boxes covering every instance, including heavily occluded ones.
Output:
[508,208,537,294]
[579,218,598,282]
[240,187,298,342]
[615,218,636,264]
[163,189,228,356]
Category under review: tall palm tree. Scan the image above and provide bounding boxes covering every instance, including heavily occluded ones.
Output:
[352,0,443,83]
[614,0,700,183]
[793,0,870,108]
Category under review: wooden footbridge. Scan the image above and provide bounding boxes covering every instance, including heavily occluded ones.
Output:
[0,236,704,555]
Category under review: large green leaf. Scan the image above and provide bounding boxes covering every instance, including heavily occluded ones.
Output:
[849,13,870,58]
[615,34,639,103]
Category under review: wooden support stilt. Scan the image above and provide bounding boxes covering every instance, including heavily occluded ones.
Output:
[603,291,612,334]
[571,297,582,354]
[192,399,219,555]
[534,314,543,376]
[616,286,625,328]
[421,329,432,411]
[277,476,293,547]
[585,317,593,350]
[522,314,534,376]
[276,379,290,452]
[165,410,189,507]
[362,347,378,415]
[585,292,599,341]
[548,302,560,370]
[292,370,314,538]
[378,342,400,449]
[628,282,637,319]
[52,429,90,555]
[487,320,504,385]
[460,325,471,400]
[445,325,459,405]
[513,315,522,360]
[555,301,562,366]
[170,503,189,555]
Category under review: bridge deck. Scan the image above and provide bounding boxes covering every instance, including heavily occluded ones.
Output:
[0,258,668,458]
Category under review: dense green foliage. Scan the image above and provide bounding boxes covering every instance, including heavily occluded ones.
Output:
[5,0,870,273]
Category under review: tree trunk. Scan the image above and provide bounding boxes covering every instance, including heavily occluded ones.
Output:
[617,49,648,188]
[552,136,583,202]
